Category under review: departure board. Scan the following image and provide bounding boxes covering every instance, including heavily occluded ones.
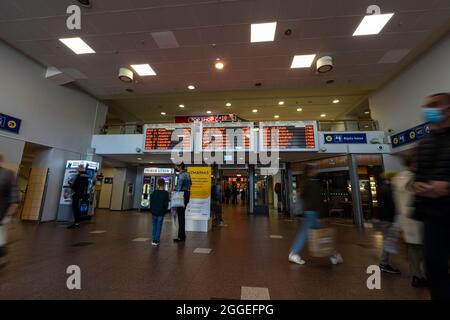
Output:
[259,121,318,151]
[201,123,255,151]
[143,124,193,152]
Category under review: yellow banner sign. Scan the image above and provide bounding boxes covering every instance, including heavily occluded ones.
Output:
[187,167,211,199]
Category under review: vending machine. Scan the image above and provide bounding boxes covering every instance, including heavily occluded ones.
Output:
[140,168,174,210]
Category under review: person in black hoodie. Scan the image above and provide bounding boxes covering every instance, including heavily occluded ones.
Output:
[67,164,89,229]
[412,93,450,300]
[377,173,401,274]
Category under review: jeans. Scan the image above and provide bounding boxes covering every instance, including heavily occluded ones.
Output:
[291,211,320,254]
[152,216,164,242]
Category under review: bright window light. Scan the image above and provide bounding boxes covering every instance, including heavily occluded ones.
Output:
[290,54,316,68]
[251,22,277,43]
[59,37,95,54]
[131,64,156,76]
[353,13,394,36]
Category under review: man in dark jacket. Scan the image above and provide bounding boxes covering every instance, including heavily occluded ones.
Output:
[68,164,89,229]
[0,154,18,266]
[412,93,450,300]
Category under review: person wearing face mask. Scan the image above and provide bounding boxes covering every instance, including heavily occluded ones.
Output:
[412,93,450,300]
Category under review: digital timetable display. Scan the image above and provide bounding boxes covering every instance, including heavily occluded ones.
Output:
[143,124,193,152]
[201,123,255,151]
[259,121,318,151]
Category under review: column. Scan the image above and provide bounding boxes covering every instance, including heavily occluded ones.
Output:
[248,165,255,214]
[348,154,364,228]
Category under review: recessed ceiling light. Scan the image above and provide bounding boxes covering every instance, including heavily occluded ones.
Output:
[207,111,212,114]
[333,99,340,104]
[130,64,156,76]
[188,85,196,90]
[179,104,185,108]
[274,115,280,119]
[320,114,327,118]
[252,109,258,113]
[297,108,303,112]
[251,22,277,43]
[215,60,225,70]
[353,13,394,36]
[161,112,166,115]
[278,101,285,105]
[365,111,370,114]
[137,158,142,161]
[59,37,95,54]
[226,102,231,107]
[290,54,316,68]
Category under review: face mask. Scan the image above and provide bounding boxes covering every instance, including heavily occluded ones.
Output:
[422,107,447,123]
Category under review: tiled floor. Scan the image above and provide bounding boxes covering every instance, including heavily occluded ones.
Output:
[0,204,430,300]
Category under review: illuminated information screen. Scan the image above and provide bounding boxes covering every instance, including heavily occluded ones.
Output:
[260,121,318,151]
[143,124,193,152]
[201,123,254,151]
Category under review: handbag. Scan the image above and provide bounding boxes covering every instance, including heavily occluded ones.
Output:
[171,191,185,208]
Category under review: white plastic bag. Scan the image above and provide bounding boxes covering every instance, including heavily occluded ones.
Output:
[171,191,185,208]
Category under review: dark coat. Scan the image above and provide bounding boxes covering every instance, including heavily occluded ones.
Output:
[377,180,396,222]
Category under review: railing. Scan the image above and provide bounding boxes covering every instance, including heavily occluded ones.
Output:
[100,120,379,135]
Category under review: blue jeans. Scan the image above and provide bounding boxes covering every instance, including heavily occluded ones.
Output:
[152,216,164,242]
[291,211,321,254]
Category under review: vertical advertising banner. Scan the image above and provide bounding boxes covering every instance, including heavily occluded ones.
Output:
[186,166,211,218]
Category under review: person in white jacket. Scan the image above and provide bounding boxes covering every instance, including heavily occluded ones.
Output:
[392,158,427,288]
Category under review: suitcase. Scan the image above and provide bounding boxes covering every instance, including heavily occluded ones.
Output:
[308,227,336,258]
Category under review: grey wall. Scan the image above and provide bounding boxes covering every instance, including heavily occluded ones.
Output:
[370,33,450,136]
[122,167,138,210]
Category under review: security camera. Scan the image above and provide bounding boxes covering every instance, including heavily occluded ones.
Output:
[378,146,383,150]
[136,147,142,153]
[119,67,133,83]
[317,56,333,73]
[320,147,327,152]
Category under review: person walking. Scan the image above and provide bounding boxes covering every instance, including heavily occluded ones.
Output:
[173,162,191,242]
[67,164,89,229]
[377,173,402,274]
[288,164,343,265]
[224,185,231,205]
[412,93,450,300]
[0,154,18,268]
[150,178,169,246]
[231,183,238,205]
[211,177,224,225]
[392,158,427,288]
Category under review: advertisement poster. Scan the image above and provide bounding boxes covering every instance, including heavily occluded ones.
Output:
[186,166,211,218]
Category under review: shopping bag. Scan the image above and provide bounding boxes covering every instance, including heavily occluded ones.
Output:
[171,191,185,208]
[308,227,336,257]
[383,225,400,254]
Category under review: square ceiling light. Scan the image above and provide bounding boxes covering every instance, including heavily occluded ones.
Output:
[353,13,394,36]
[59,37,95,54]
[131,64,156,76]
[290,54,316,68]
[251,22,277,43]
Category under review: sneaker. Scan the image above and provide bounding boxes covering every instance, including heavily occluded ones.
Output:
[151,241,158,246]
[288,252,306,265]
[411,277,428,288]
[330,253,344,265]
[173,238,185,243]
[67,223,80,229]
[379,264,401,274]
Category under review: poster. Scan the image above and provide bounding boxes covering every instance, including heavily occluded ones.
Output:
[186,166,211,218]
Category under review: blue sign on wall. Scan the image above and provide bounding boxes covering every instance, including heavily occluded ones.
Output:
[0,113,21,134]
[390,123,430,148]
[324,133,367,144]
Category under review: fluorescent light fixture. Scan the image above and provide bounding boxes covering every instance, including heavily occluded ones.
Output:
[59,37,95,54]
[251,22,277,43]
[290,54,316,68]
[274,115,280,119]
[278,101,285,105]
[226,102,232,107]
[161,112,166,115]
[252,109,258,113]
[333,99,340,104]
[320,114,327,118]
[297,108,303,112]
[188,85,196,90]
[130,64,156,76]
[353,13,394,36]
[179,104,185,108]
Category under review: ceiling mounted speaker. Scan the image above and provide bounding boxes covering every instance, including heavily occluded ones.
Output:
[118,67,133,83]
[317,56,333,73]
[78,0,92,8]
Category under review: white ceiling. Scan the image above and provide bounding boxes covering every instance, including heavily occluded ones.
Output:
[1,0,449,122]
